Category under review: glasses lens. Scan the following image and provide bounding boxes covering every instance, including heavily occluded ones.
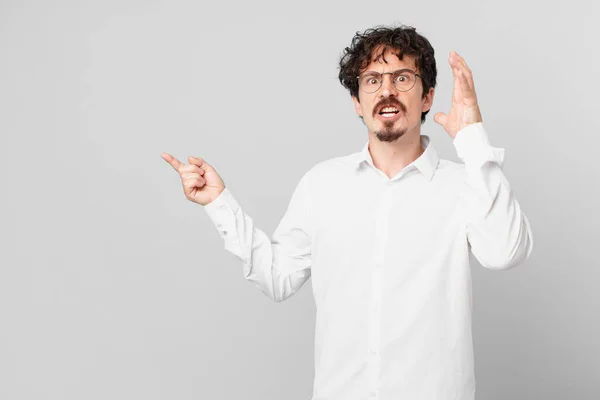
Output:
[393,71,416,92]
[359,73,381,93]
[358,70,417,93]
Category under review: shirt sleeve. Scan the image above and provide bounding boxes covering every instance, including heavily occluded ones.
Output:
[453,122,534,270]
[202,172,313,302]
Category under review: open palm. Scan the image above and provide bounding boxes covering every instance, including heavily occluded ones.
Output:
[434,51,483,139]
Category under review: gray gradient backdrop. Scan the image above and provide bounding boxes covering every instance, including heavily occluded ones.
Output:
[1,0,598,399]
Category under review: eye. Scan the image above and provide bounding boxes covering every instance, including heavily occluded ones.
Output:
[364,76,380,85]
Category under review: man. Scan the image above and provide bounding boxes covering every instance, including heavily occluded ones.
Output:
[161,25,533,400]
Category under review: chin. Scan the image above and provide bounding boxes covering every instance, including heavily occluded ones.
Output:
[368,119,402,141]
[374,126,408,143]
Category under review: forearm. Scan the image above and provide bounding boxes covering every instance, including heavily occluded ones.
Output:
[203,184,312,301]
[454,123,534,270]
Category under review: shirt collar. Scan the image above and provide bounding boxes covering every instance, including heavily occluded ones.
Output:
[354,135,440,181]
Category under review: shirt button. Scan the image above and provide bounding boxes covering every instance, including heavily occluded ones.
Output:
[370,349,378,355]
[369,391,377,397]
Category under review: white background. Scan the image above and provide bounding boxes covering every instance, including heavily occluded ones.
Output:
[1,0,598,399]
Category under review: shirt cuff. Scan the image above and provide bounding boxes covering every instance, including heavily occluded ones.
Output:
[203,187,240,237]
[452,122,506,169]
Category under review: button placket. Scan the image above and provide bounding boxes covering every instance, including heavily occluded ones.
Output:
[367,183,392,396]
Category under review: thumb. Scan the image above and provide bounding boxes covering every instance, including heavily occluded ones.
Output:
[188,156,209,172]
[433,112,447,126]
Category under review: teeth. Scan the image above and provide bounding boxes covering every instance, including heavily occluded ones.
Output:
[381,107,398,113]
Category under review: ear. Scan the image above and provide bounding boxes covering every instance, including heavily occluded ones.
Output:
[352,95,363,117]
[421,87,435,113]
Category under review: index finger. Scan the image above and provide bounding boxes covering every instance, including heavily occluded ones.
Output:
[161,152,185,172]
[450,52,475,88]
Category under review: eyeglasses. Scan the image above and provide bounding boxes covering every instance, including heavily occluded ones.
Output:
[356,69,421,93]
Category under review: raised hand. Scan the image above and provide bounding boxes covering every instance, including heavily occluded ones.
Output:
[161,153,225,206]
[433,51,483,139]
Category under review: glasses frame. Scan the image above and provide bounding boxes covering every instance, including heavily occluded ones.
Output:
[356,68,421,93]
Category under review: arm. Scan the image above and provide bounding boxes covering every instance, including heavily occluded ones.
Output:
[453,122,534,270]
[203,172,313,302]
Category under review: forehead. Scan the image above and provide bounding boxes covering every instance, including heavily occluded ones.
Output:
[362,46,417,73]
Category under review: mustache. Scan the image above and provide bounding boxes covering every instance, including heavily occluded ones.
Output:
[372,99,406,117]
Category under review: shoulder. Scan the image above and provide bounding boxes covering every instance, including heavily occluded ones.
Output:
[436,158,466,175]
[303,152,359,182]
[432,158,469,196]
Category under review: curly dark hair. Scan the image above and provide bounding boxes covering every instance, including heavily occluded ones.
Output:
[338,24,437,124]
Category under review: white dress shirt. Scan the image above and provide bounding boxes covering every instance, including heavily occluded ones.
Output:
[203,122,534,400]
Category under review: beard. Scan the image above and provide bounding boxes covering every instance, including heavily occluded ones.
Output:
[374,121,407,143]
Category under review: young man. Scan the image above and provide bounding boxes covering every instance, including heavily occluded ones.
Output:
[162,24,533,400]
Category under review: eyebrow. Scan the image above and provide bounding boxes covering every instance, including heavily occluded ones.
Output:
[362,68,415,75]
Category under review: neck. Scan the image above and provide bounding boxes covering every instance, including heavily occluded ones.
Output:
[367,129,424,179]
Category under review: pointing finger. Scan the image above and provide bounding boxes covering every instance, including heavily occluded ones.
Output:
[161,152,184,172]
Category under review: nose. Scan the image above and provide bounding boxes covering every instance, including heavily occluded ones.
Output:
[379,73,398,98]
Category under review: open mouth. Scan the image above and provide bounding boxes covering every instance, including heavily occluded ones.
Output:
[377,106,401,120]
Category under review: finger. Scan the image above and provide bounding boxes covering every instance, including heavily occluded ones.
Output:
[188,156,207,174]
[449,52,470,76]
[450,51,468,70]
[181,171,202,181]
[452,67,462,104]
[161,153,184,172]
[179,164,201,175]
[451,51,469,67]
[458,62,474,90]
[457,69,477,105]
[451,52,475,90]
[183,178,205,190]
[449,52,458,69]
[184,176,205,186]
[433,112,447,126]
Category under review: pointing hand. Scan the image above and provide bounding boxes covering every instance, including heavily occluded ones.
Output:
[161,153,225,206]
